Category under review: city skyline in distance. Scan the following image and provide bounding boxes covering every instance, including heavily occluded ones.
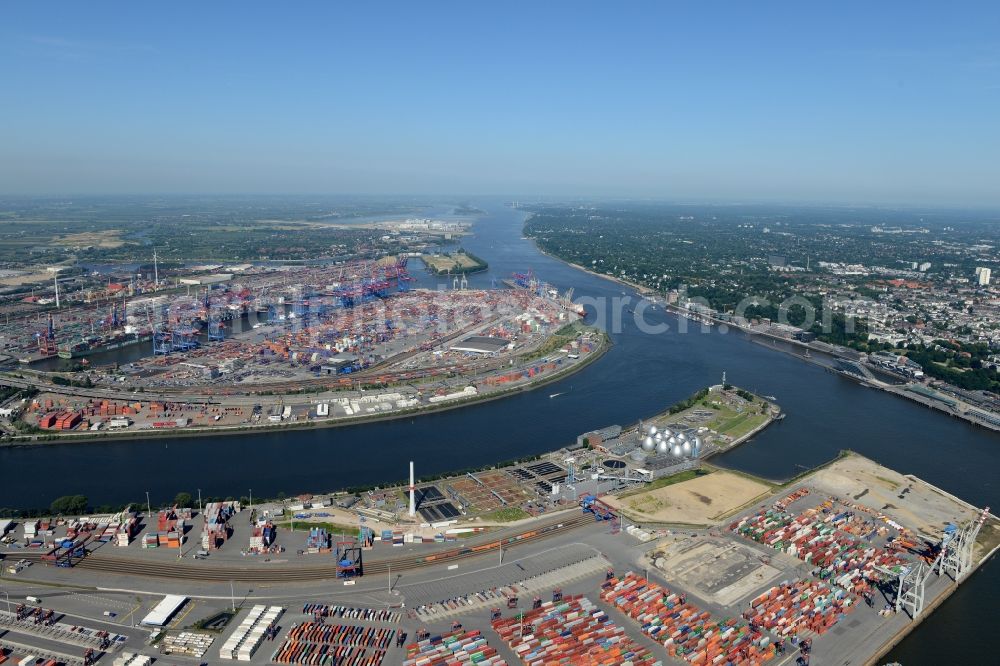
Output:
[2,2,999,207]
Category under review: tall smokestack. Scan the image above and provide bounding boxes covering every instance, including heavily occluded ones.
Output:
[409,461,415,517]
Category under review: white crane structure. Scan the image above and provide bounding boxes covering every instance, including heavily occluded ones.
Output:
[933,505,990,581]
[874,560,932,618]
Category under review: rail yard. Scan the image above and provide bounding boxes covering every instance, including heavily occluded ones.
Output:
[0,451,994,666]
[0,384,994,666]
[0,259,605,440]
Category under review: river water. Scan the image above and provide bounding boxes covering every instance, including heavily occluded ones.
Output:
[2,199,994,662]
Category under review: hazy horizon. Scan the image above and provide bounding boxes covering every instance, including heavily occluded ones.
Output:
[3,2,999,207]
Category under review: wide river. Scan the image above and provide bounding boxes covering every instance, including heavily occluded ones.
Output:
[2,199,995,662]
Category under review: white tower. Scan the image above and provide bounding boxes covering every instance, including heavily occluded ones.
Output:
[408,461,415,517]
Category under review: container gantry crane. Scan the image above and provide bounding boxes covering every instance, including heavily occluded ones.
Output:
[874,560,932,618]
[933,505,991,581]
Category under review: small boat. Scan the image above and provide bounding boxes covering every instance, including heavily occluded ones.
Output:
[549,392,564,399]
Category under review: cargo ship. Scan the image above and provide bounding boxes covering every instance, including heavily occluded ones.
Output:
[58,332,152,359]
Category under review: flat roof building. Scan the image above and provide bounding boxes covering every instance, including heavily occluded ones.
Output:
[179,273,233,286]
[140,595,188,626]
[450,336,510,354]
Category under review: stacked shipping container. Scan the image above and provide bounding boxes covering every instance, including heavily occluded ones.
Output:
[403,628,506,666]
[491,595,661,666]
[600,573,774,664]
[270,623,394,666]
[744,580,855,637]
[729,502,910,584]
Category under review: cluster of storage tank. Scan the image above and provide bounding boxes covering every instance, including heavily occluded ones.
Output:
[641,425,700,458]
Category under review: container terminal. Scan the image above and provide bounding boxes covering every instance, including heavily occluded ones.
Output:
[0,389,993,666]
[0,261,606,440]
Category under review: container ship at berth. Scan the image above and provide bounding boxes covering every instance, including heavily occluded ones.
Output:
[57,331,152,359]
[504,270,587,317]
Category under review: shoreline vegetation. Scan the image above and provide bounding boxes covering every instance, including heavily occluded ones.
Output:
[420,248,489,275]
[0,379,765,519]
[529,239,1000,435]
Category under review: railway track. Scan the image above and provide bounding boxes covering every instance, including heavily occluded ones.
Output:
[6,313,513,400]
[10,514,596,583]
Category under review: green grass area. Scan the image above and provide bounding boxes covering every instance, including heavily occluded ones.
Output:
[421,251,487,275]
[480,506,531,522]
[521,322,604,362]
[718,412,769,439]
[702,398,769,440]
[701,462,781,490]
[975,520,1000,561]
[715,411,750,432]
[189,610,237,633]
[620,468,711,498]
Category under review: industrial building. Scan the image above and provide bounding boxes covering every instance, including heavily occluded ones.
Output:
[450,336,511,354]
[178,273,233,286]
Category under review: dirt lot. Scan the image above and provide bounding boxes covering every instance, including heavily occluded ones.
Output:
[609,471,771,525]
[54,230,126,248]
[808,453,984,538]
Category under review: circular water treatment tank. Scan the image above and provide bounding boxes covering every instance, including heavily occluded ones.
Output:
[629,450,646,462]
[602,459,627,470]
[642,436,656,452]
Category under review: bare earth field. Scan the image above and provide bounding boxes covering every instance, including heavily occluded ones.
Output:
[609,470,772,524]
[54,230,126,248]
[808,454,980,537]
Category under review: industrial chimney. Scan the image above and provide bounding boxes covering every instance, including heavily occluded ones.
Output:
[409,461,415,517]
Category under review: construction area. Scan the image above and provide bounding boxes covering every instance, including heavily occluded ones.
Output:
[607,470,772,525]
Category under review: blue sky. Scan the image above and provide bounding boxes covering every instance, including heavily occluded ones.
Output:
[2,2,999,205]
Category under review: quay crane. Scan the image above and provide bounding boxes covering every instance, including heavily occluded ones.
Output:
[37,314,57,356]
[932,505,991,581]
[876,505,991,619]
[873,560,932,618]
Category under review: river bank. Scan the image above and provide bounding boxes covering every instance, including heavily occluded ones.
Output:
[0,199,995,664]
[0,326,611,447]
[532,236,1000,436]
